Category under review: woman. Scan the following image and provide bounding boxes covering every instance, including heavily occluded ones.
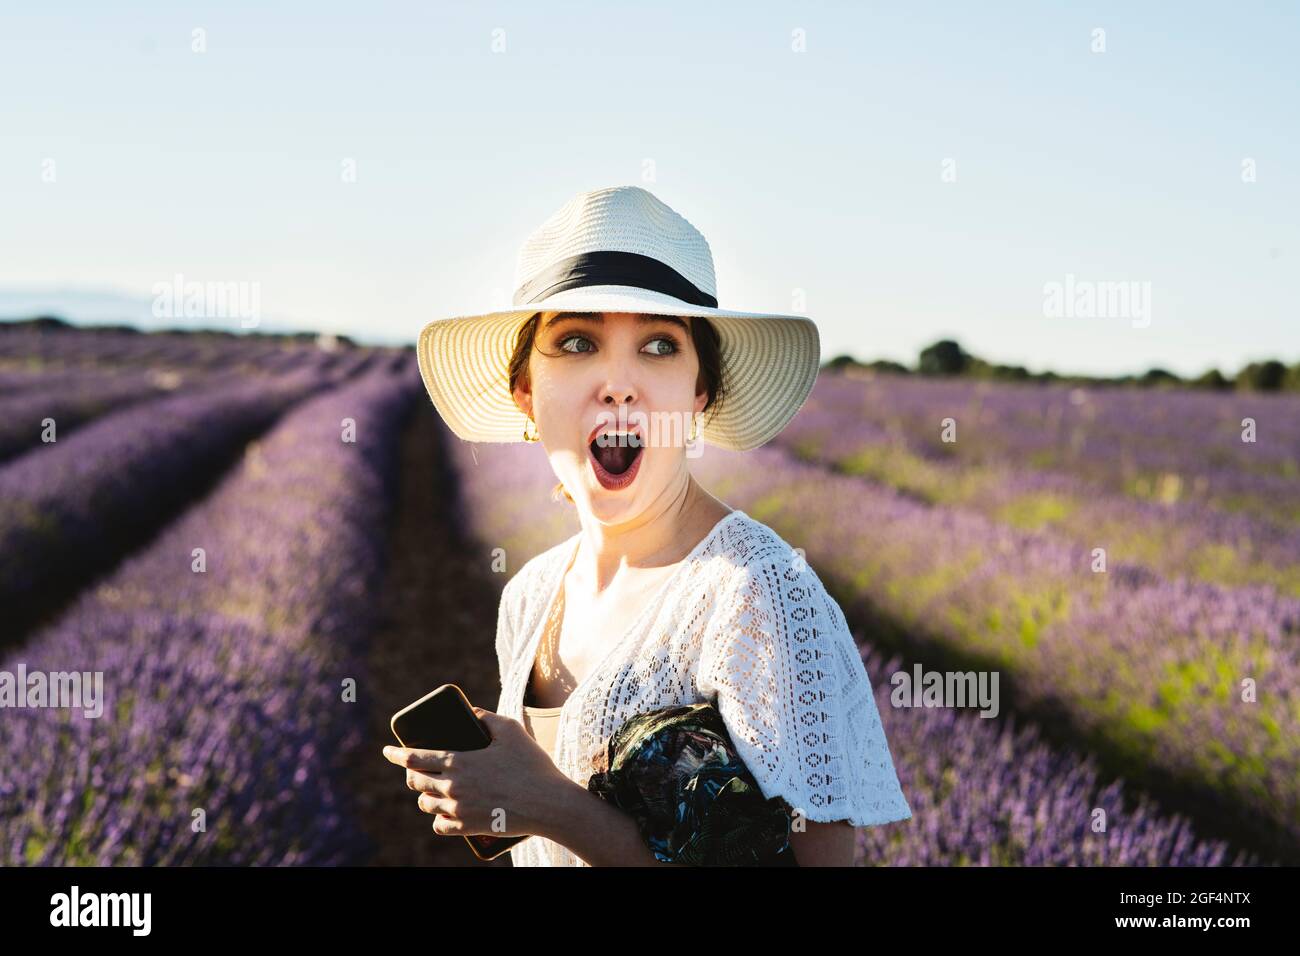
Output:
[383,185,912,865]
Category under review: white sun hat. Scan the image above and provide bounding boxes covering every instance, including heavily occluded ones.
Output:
[415,184,821,451]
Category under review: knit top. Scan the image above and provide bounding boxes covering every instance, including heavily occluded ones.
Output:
[493,509,912,867]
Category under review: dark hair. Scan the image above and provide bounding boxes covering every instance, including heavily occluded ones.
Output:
[507,311,727,504]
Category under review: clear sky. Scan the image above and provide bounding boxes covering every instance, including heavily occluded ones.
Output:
[2,1,1296,377]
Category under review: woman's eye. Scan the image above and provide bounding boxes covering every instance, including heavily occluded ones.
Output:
[556,334,678,356]
[643,337,679,357]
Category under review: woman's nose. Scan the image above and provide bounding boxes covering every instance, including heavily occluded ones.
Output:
[599,383,636,405]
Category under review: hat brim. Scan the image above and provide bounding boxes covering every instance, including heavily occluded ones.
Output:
[416,285,820,452]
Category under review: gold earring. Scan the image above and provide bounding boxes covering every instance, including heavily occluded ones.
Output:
[688,415,700,443]
[523,416,540,442]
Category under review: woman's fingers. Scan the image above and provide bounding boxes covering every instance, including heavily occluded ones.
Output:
[381,745,450,772]
[432,814,462,835]
[406,768,449,793]
[417,793,456,816]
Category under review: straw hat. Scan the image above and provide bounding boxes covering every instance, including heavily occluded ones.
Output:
[415,184,820,451]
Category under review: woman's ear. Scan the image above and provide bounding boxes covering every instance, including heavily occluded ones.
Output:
[693,375,710,417]
[512,381,533,419]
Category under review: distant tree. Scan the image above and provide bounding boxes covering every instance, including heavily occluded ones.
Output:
[1236,360,1287,392]
[824,334,1274,391]
[971,360,1032,381]
[918,339,972,376]
[1287,362,1300,392]
[24,315,72,331]
[1139,367,1181,387]
[1193,368,1231,390]
[865,359,910,375]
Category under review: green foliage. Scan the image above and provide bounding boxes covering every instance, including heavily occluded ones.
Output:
[1236,360,1288,391]
[1192,368,1232,390]
[1139,367,1181,387]
[823,335,1300,390]
[865,359,911,375]
[822,354,858,371]
[996,492,1078,530]
[918,339,972,376]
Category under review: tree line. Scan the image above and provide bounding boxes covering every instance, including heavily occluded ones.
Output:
[825,339,1299,392]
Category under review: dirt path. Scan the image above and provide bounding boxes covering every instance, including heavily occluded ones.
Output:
[349,401,513,867]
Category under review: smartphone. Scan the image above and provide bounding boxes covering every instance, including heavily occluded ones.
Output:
[389,683,527,861]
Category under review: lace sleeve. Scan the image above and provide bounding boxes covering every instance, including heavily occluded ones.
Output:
[698,545,913,828]
[494,573,522,696]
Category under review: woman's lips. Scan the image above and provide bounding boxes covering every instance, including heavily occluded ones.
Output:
[588,437,643,490]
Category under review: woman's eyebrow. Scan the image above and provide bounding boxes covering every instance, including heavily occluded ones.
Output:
[542,312,689,334]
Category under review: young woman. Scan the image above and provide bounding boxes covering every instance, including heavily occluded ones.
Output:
[384,185,912,866]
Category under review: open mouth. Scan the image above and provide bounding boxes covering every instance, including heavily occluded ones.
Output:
[588,432,644,490]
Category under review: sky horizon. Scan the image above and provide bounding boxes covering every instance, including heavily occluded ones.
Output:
[3,2,1296,379]
[1,287,1293,381]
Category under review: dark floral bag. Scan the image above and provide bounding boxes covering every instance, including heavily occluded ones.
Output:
[585,702,798,866]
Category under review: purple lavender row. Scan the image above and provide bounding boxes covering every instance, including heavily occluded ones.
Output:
[850,647,1254,865]
[0,369,214,463]
[812,371,1300,468]
[0,364,348,641]
[0,367,99,394]
[777,381,1300,597]
[689,440,1300,861]
[436,424,1257,865]
[0,365,204,396]
[0,329,236,366]
[0,366,419,865]
[0,325,337,375]
[795,372,1300,526]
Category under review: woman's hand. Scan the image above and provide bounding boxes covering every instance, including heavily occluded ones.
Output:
[381,707,572,839]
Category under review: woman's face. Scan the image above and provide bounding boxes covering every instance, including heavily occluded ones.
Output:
[514,311,708,524]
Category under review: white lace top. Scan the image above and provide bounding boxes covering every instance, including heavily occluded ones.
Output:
[493,509,912,866]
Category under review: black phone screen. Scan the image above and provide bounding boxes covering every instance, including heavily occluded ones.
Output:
[391,685,490,752]
[390,685,526,861]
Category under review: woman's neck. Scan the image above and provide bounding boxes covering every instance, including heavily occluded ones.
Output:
[571,477,730,595]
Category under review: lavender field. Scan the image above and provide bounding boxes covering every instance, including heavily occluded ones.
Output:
[0,321,1293,866]
[0,322,424,864]
[447,370,1299,867]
